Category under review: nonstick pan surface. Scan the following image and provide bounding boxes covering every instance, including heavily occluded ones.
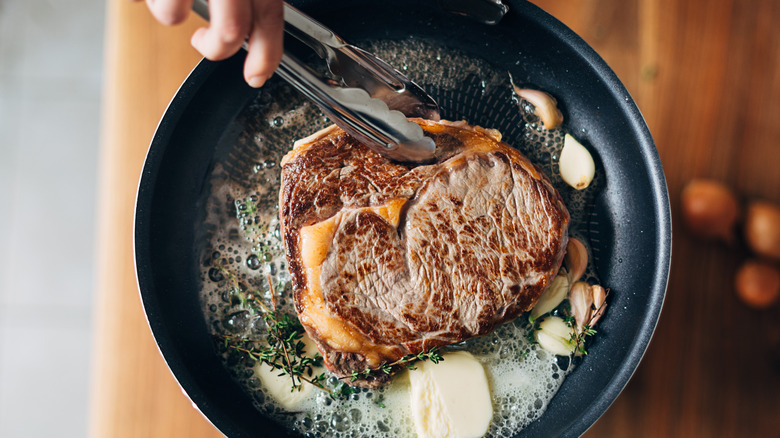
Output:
[135,1,671,437]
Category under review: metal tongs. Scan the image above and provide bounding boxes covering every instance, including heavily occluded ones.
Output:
[192,1,441,162]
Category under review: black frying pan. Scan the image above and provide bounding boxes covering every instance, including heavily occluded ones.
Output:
[135,1,671,436]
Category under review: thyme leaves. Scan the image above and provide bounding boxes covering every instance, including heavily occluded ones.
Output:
[525,289,609,357]
[212,262,445,400]
[345,347,444,383]
[220,314,329,393]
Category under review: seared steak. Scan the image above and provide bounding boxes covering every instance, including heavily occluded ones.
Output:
[280,119,569,387]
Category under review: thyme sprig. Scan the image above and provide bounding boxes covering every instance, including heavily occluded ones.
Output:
[214,263,327,392]
[213,263,445,398]
[220,309,329,392]
[344,347,444,383]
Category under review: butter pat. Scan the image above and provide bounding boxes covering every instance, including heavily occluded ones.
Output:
[255,334,321,410]
[409,351,493,438]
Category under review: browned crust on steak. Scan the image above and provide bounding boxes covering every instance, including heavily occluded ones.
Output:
[280,119,569,387]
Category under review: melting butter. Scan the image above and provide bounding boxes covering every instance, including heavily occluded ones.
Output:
[409,351,493,438]
[255,334,323,410]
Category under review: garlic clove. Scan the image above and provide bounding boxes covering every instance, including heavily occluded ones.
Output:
[569,282,608,331]
[734,259,780,309]
[589,285,608,327]
[559,134,595,190]
[680,179,740,244]
[530,275,570,321]
[565,237,588,283]
[512,86,564,130]
[535,316,575,356]
[744,201,780,261]
[568,281,593,331]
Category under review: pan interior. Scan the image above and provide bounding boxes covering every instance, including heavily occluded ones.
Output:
[196,38,603,437]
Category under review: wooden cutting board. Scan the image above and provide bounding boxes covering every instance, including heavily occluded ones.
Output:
[90,0,780,436]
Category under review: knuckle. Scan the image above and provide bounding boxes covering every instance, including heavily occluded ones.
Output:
[218,19,248,44]
[150,2,188,25]
[199,43,232,60]
[161,12,187,26]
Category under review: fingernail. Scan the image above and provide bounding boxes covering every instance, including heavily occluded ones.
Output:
[247,75,267,88]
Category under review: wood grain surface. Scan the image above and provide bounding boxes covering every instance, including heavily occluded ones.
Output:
[90,0,780,436]
[89,2,219,437]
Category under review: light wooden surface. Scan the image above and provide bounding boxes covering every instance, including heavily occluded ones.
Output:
[90,0,780,436]
[89,1,220,436]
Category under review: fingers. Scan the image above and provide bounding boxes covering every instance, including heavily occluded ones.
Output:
[142,0,283,88]
[191,0,253,61]
[145,0,193,26]
[244,0,284,87]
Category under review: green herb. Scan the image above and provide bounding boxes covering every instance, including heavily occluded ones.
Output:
[214,262,327,392]
[220,308,329,393]
[525,318,541,345]
[214,261,445,398]
[235,195,281,264]
[235,196,259,231]
[524,288,609,357]
[344,347,444,383]
[568,289,609,356]
[331,382,359,400]
[582,325,597,337]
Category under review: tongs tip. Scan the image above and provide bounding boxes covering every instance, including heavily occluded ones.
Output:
[329,86,436,162]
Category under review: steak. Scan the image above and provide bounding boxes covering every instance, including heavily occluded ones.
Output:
[279,119,569,387]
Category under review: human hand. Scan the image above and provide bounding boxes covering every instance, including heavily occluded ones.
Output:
[137,0,284,88]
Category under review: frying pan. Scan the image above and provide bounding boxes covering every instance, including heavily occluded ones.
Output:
[134,0,671,436]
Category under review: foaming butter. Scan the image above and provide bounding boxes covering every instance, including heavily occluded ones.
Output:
[409,351,493,438]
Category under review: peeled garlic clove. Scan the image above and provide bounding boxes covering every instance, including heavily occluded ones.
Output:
[568,281,593,330]
[565,237,588,282]
[512,86,564,130]
[535,316,575,356]
[530,275,570,321]
[559,134,595,190]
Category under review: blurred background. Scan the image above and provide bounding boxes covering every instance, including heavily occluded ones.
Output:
[2,0,779,437]
[0,0,104,436]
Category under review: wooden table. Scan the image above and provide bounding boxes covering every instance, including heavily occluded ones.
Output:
[90,0,780,436]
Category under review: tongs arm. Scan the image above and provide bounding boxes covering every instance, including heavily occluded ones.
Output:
[191,1,438,162]
[282,5,440,121]
[276,52,434,162]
